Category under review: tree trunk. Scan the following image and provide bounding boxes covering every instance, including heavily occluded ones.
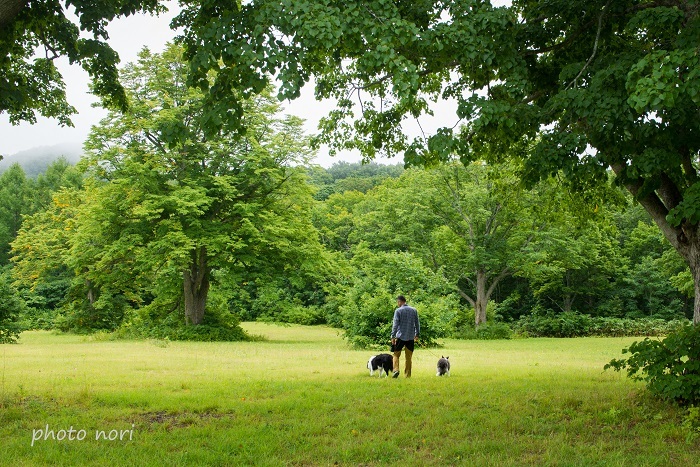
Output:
[183,247,210,325]
[475,269,488,327]
[611,164,700,325]
[690,243,700,325]
[86,280,95,306]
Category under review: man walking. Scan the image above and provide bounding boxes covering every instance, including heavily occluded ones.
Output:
[391,295,420,378]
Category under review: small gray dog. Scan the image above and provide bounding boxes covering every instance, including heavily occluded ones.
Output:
[436,356,450,376]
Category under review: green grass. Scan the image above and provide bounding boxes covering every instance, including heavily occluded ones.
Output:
[1,323,698,466]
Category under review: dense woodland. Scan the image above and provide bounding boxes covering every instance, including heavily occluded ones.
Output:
[0,150,693,344]
[0,43,693,345]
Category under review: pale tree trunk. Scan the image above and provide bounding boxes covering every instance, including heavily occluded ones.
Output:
[183,247,210,325]
[455,267,510,329]
[475,269,488,327]
[86,280,96,306]
[562,294,573,313]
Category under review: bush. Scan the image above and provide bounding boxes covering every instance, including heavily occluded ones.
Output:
[274,305,326,326]
[513,312,593,338]
[332,248,458,349]
[117,309,249,342]
[587,317,686,337]
[0,272,24,343]
[451,301,509,339]
[605,324,700,405]
[339,287,395,350]
[513,312,687,338]
[116,294,249,342]
[338,281,456,349]
[18,278,70,330]
[56,286,129,333]
[232,281,328,325]
[461,322,513,340]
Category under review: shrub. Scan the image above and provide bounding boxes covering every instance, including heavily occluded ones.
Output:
[0,272,24,343]
[468,322,513,340]
[339,287,395,350]
[451,301,509,339]
[18,278,70,330]
[513,312,687,338]
[116,293,249,342]
[513,312,592,338]
[259,304,325,326]
[605,324,700,405]
[338,280,456,349]
[117,310,249,342]
[331,248,458,349]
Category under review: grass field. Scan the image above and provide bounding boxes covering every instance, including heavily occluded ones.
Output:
[1,323,699,466]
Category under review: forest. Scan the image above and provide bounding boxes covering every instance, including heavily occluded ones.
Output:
[0,43,693,345]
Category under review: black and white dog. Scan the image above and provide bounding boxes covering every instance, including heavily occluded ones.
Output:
[367,353,393,378]
[436,356,450,376]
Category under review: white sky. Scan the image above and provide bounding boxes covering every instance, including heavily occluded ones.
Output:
[0,1,501,167]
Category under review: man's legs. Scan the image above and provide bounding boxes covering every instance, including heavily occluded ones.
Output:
[393,350,401,377]
[404,348,413,378]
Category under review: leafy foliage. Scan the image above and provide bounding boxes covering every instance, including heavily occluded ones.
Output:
[461,322,514,340]
[333,247,458,349]
[0,270,24,343]
[606,325,700,405]
[176,0,700,324]
[10,44,328,336]
[514,313,686,339]
[0,0,164,125]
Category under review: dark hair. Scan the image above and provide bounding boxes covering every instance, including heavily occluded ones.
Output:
[396,295,406,303]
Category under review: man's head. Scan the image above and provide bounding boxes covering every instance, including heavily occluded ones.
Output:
[396,295,406,306]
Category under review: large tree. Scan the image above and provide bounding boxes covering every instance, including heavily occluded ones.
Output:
[175,0,700,322]
[13,44,325,328]
[353,161,542,327]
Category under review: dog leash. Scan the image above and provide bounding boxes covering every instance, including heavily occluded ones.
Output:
[414,341,443,359]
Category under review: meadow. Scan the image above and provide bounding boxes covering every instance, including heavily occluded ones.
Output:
[1,323,699,466]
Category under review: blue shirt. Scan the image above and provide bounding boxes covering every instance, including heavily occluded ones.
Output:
[391,304,420,340]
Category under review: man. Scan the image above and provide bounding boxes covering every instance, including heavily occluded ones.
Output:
[390,295,420,378]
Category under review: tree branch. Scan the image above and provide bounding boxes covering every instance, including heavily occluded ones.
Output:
[611,162,687,254]
[455,286,475,308]
[565,0,611,90]
[486,267,511,300]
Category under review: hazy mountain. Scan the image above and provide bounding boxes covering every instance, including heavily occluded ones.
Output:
[0,143,83,178]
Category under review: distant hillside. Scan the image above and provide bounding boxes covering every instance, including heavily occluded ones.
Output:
[0,143,83,178]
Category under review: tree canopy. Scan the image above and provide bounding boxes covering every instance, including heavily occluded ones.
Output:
[175,0,700,322]
[0,0,163,125]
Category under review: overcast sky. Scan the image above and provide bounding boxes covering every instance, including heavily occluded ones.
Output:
[0,1,472,167]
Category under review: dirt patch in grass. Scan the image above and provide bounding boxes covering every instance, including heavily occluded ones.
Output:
[130,410,235,431]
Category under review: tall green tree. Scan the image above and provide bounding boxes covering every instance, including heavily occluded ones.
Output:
[76,44,322,326]
[0,270,24,343]
[12,45,325,330]
[354,161,542,327]
[0,163,31,264]
[517,216,626,316]
[176,0,700,323]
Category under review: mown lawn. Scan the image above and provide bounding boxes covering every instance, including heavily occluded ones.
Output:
[1,323,698,466]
